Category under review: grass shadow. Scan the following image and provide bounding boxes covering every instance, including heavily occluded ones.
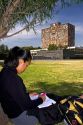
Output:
[29,81,83,96]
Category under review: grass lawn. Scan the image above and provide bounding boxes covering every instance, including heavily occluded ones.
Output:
[20,60,83,95]
[0,60,83,125]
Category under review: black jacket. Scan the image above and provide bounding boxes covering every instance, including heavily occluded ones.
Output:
[0,66,43,118]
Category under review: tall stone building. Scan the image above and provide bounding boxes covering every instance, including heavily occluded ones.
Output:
[42,22,75,49]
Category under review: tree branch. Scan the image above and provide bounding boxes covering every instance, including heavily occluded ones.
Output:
[0,0,21,38]
[4,22,40,38]
[6,27,27,38]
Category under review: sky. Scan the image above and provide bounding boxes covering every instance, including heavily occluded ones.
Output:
[0,2,83,48]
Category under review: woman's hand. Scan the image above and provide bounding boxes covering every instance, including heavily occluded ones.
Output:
[39,93,46,102]
[29,92,38,96]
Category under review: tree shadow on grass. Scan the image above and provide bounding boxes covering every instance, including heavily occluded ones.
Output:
[29,81,83,125]
[30,81,83,96]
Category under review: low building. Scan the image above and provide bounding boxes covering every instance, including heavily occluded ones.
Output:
[32,47,83,60]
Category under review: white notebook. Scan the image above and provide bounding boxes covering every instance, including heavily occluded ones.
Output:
[30,94,56,108]
[38,95,56,108]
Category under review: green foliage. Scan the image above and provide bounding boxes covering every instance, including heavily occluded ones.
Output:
[0,0,83,38]
[0,0,9,17]
[0,44,9,60]
[22,46,41,51]
[60,0,83,8]
[0,44,9,52]
[48,44,58,50]
[0,0,57,30]
[48,44,68,50]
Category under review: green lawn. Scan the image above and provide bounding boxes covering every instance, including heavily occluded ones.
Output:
[0,60,83,125]
[20,60,83,95]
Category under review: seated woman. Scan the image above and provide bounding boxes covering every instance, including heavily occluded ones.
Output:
[0,46,46,125]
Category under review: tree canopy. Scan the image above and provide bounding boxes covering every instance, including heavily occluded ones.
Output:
[0,0,83,39]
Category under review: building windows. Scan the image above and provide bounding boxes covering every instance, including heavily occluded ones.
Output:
[42,23,75,49]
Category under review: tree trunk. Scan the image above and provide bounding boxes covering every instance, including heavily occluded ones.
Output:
[0,0,21,39]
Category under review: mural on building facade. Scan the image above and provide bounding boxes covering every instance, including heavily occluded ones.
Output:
[42,22,75,49]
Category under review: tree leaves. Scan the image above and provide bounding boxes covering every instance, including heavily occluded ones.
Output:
[0,0,83,38]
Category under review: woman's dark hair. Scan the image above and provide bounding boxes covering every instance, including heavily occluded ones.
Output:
[4,46,32,67]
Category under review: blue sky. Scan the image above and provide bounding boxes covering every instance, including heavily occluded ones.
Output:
[0,2,83,48]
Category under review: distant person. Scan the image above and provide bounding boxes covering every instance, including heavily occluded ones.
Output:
[0,46,46,125]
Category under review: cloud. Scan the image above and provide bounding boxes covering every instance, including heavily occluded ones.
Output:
[7,27,41,39]
[75,24,83,35]
[0,35,41,48]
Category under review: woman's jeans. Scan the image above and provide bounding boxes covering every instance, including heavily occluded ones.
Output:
[11,111,38,125]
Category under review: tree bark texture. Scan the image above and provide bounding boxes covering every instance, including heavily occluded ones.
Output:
[0,0,21,39]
